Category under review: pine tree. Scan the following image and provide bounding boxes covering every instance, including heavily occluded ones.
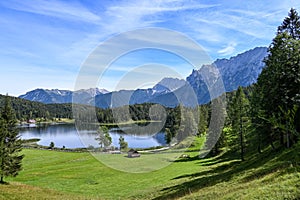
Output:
[198,105,208,136]
[205,96,226,156]
[0,95,24,183]
[250,86,268,153]
[254,8,300,148]
[96,126,112,149]
[278,8,300,39]
[230,87,249,161]
[164,128,172,145]
[118,136,128,151]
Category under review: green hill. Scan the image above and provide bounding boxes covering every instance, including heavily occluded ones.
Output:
[1,139,299,200]
[0,94,73,120]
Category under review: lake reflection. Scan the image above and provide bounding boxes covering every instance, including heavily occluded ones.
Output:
[19,124,166,149]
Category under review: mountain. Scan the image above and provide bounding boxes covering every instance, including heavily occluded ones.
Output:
[93,78,187,108]
[19,89,72,104]
[128,47,268,106]
[19,88,109,104]
[152,77,186,94]
[19,47,268,107]
[186,47,268,104]
[215,46,268,90]
[18,78,185,107]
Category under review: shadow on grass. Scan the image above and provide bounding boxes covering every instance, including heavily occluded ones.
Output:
[197,156,237,167]
[172,169,212,180]
[173,155,201,163]
[242,144,300,183]
[0,181,9,185]
[153,144,300,200]
[174,149,239,164]
[154,163,241,200]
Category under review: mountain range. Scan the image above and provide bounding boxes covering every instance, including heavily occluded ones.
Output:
[19,88,109,104]
[19,47,268,108]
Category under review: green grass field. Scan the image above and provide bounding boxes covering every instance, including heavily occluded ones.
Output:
[1,138,300,199]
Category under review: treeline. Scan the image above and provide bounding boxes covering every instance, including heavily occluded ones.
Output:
[208,8,300,159]
[0,93,208,136]
[0,94,208,139]
[0,95,73,121]
[77,102,209,139]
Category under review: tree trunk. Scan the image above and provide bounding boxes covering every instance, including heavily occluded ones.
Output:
[240,107,244,161]
[269,126,276,150]
[280,132,284,146]
[258,135,262,154]
[287,132,290,148]
[240,129,244,161]
[257,131,262,154]
[270,138,276,150]
[0,176,3,183]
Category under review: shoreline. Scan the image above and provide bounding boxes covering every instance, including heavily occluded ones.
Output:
[21,144,171,153]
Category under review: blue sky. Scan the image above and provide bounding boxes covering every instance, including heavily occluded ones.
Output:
[0,0,299,96]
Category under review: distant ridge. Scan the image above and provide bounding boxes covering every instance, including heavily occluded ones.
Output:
[186,47,268,104]
[19,88,109,104]
[19,47,268,107]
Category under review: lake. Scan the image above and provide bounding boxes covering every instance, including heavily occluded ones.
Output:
[19,123,167,149]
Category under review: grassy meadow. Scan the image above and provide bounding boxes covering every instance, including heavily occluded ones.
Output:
[1,136,299,200]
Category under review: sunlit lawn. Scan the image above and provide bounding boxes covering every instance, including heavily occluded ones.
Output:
[1,137,299,200]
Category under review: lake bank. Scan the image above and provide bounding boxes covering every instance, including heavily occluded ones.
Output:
[19,123,167,149]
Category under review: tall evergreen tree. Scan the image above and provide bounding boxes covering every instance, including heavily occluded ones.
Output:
[164,128,172,145]
[278,8,300,39]
[205,96,226,157]
[96,126,112,149]
[198,105,208,136]
[0,95,24,183]
[118,136,128,151]
[253,8,300,148]
[229,87,249,161]
[250,86,268,153]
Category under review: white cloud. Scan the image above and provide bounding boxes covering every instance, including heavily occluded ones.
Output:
[108,1,219,13]
[0,0,101,23]
[193,13,273,39]
[101,0,220,33]
[218,42,237,56]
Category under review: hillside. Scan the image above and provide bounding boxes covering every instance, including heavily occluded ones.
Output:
[0,94,73,120]
[1,140,299,200]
